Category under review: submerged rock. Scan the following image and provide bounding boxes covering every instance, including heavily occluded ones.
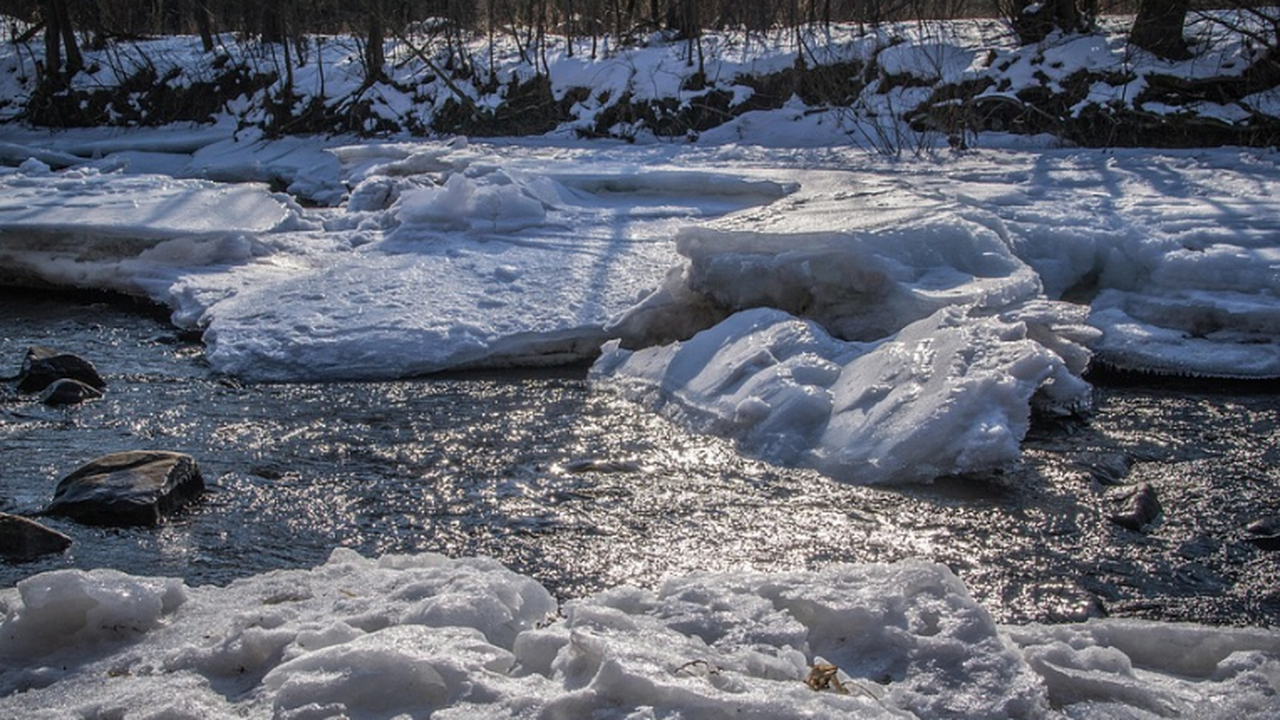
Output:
[39,378,104,406]
[1245,517,1280,551]
[1109,482,1163,532]
[45,451,204,526]
[560,458,643,474]
[16,346,106,394]
[0,512,73,559]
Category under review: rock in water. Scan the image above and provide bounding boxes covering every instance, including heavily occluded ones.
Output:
[39,378,104,406]
[0,512,73,559]
[1245,517,1280,551]
[16,346,107,394]
[46,451,204,526]
[1109,482,1163,532]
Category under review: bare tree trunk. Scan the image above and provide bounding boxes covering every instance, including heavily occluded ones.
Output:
[41,0,62,79]
[1130,0,1191,60]
[261,3,285,43]
[366,13,386,83]
[194,0,215,52]
[39,0,82,85]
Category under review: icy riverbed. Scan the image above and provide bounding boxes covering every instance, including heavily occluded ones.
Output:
[3,11,1280,716]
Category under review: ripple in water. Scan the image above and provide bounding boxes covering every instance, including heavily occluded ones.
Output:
[2,289,1278,627]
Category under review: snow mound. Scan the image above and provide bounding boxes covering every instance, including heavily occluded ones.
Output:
[594,304,1091,484]
[395,171,548,233]
[2,552,1276,719]
[595,178,1096,484]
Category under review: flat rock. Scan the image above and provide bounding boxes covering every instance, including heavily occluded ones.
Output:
[45,451,204,526]
[0,512,73,559]
[17,346,106,394]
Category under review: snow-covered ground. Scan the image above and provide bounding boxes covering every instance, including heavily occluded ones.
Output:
[2,549,1279,720]
[3,16,1280,718]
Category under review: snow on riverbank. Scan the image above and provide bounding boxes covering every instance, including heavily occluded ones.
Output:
[2,549,1277,719]
[0,133,1278,480]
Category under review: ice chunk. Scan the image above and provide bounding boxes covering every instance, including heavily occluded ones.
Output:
[0,568,186,658]
[594,304,1091,484]
[395,171,548,233]
[1007,619,1280,718]
[262,625,514,718]
[611,197,1043,351]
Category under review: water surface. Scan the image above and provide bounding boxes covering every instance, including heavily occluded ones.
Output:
[2,289,1277,627]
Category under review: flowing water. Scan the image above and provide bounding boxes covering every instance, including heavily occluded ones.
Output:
[2,288,1278,627]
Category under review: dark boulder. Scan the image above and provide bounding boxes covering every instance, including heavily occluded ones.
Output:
[1109,482,1163,532]
[46,451,204,526]
[17,346,107,394]
[39,378,104,406]
[0,512,73,560]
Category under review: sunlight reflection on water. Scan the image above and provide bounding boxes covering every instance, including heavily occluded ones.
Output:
[2,290,1279,628]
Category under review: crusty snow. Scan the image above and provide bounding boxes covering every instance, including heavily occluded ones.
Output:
[2,549,1278,720]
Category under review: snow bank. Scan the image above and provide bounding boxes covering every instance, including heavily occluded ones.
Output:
[1,551,1276,719]
[953,150,1280,378]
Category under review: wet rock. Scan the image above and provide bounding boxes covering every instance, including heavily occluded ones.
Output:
[1109,482,1163,532]
[561,458,643,474]
[39,378,104,406]
[1245,517,1280,551]
[46,451,204,526]
[1074,451,1132,486]
[16,346,106,394]
[0,512,73,559]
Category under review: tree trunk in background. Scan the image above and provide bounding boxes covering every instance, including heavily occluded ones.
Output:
[41,0,62,78]
[1009,0,1083,44]
[1130,0,1191,60]
[365,11,386,83]
[39,0,81,85]
[55,0,81,74]
[260,4,285,43]
[194,2,215,52]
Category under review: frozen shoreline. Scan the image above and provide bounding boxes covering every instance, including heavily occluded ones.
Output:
[3,133,1279,484]
[2,549,1278,720]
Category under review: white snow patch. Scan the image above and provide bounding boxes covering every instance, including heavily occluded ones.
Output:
[1,551,1275,719]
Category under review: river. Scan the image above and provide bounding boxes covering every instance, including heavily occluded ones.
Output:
[2,288,1278,628]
